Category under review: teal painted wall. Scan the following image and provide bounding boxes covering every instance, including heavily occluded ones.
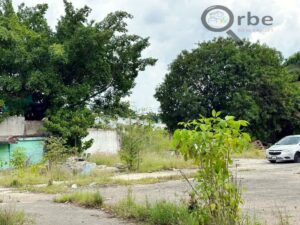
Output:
[0,144,10,168]
[0,137,44,169]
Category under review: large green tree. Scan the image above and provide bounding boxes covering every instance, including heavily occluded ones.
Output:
[285,52,300,85]
[0,0,156,120]
[155,38,300,143]
[44,108,95,153]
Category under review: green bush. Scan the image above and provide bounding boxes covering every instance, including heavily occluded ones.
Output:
[118,122,175,171]
[118,123,150,171]
[10,148,27,170]
[44,137,68,170]
[44,108,95,154]
[174,111,251,225]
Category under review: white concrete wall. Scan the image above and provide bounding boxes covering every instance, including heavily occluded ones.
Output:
[0,116,24,136]
[0,117,120,154]
[84,129,120,154]
[0,116,44,136]
[24,120,44,136]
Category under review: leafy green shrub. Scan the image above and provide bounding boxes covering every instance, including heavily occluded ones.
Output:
[44,108,95,154]
[173,111,251,225]
[54,192,103,208]
[10,148,27,170]
[119,123,151,171]
[44,137,68,170]
[118,122,175,171]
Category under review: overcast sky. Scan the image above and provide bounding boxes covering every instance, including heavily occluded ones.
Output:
[12,0,300,112]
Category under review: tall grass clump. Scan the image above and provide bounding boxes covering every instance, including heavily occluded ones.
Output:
[0,208,33,225]
[54,191,103,208]
[88,153,121,166]
[112,191,197,225]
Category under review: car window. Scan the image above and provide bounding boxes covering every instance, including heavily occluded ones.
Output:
[277,136,300,145]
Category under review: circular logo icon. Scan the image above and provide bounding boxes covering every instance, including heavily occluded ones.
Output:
[201,5,234,32]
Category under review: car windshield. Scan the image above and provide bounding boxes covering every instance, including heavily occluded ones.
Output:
[276,136,300,145]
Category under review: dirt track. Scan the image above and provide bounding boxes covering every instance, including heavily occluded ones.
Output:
[2,159,300,224]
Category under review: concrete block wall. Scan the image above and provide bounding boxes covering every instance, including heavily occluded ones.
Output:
[0,117,120,154]
[84,128,120,154]
[0,116,44,136]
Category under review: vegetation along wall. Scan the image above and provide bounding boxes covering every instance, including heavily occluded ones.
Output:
[0,137,44,169]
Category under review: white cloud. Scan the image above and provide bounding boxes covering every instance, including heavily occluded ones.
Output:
[11,0,300,111]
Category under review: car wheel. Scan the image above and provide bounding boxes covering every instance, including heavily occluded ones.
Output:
[269,160,276,163]
[294,152,300,163]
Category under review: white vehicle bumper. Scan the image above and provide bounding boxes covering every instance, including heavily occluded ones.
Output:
[266,151,294,162]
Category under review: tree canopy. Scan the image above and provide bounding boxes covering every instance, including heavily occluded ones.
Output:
[0,0,156,121]
[285,52,300,85]
[155,38,300,143]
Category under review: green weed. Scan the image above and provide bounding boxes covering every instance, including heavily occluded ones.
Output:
[0,207,33,225]
[54,191,103,208]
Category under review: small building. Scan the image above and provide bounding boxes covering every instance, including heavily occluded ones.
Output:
[0,116,45,169]
[0,136,45,169]
[0,116,122,169]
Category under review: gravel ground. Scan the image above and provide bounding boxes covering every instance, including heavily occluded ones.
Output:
[1,159,300,224]
[0,189,134,225]
[97,159,300,225]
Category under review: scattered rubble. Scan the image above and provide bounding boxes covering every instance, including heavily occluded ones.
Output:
[62,157,121,175]
[71,184,78,189]
[252,140,265,150]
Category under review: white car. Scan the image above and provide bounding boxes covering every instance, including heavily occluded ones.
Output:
[266,135,300,163]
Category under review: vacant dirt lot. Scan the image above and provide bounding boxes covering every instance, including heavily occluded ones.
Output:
[1,159,300,224]
[96,159,300,225]
[0,188,135,225]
